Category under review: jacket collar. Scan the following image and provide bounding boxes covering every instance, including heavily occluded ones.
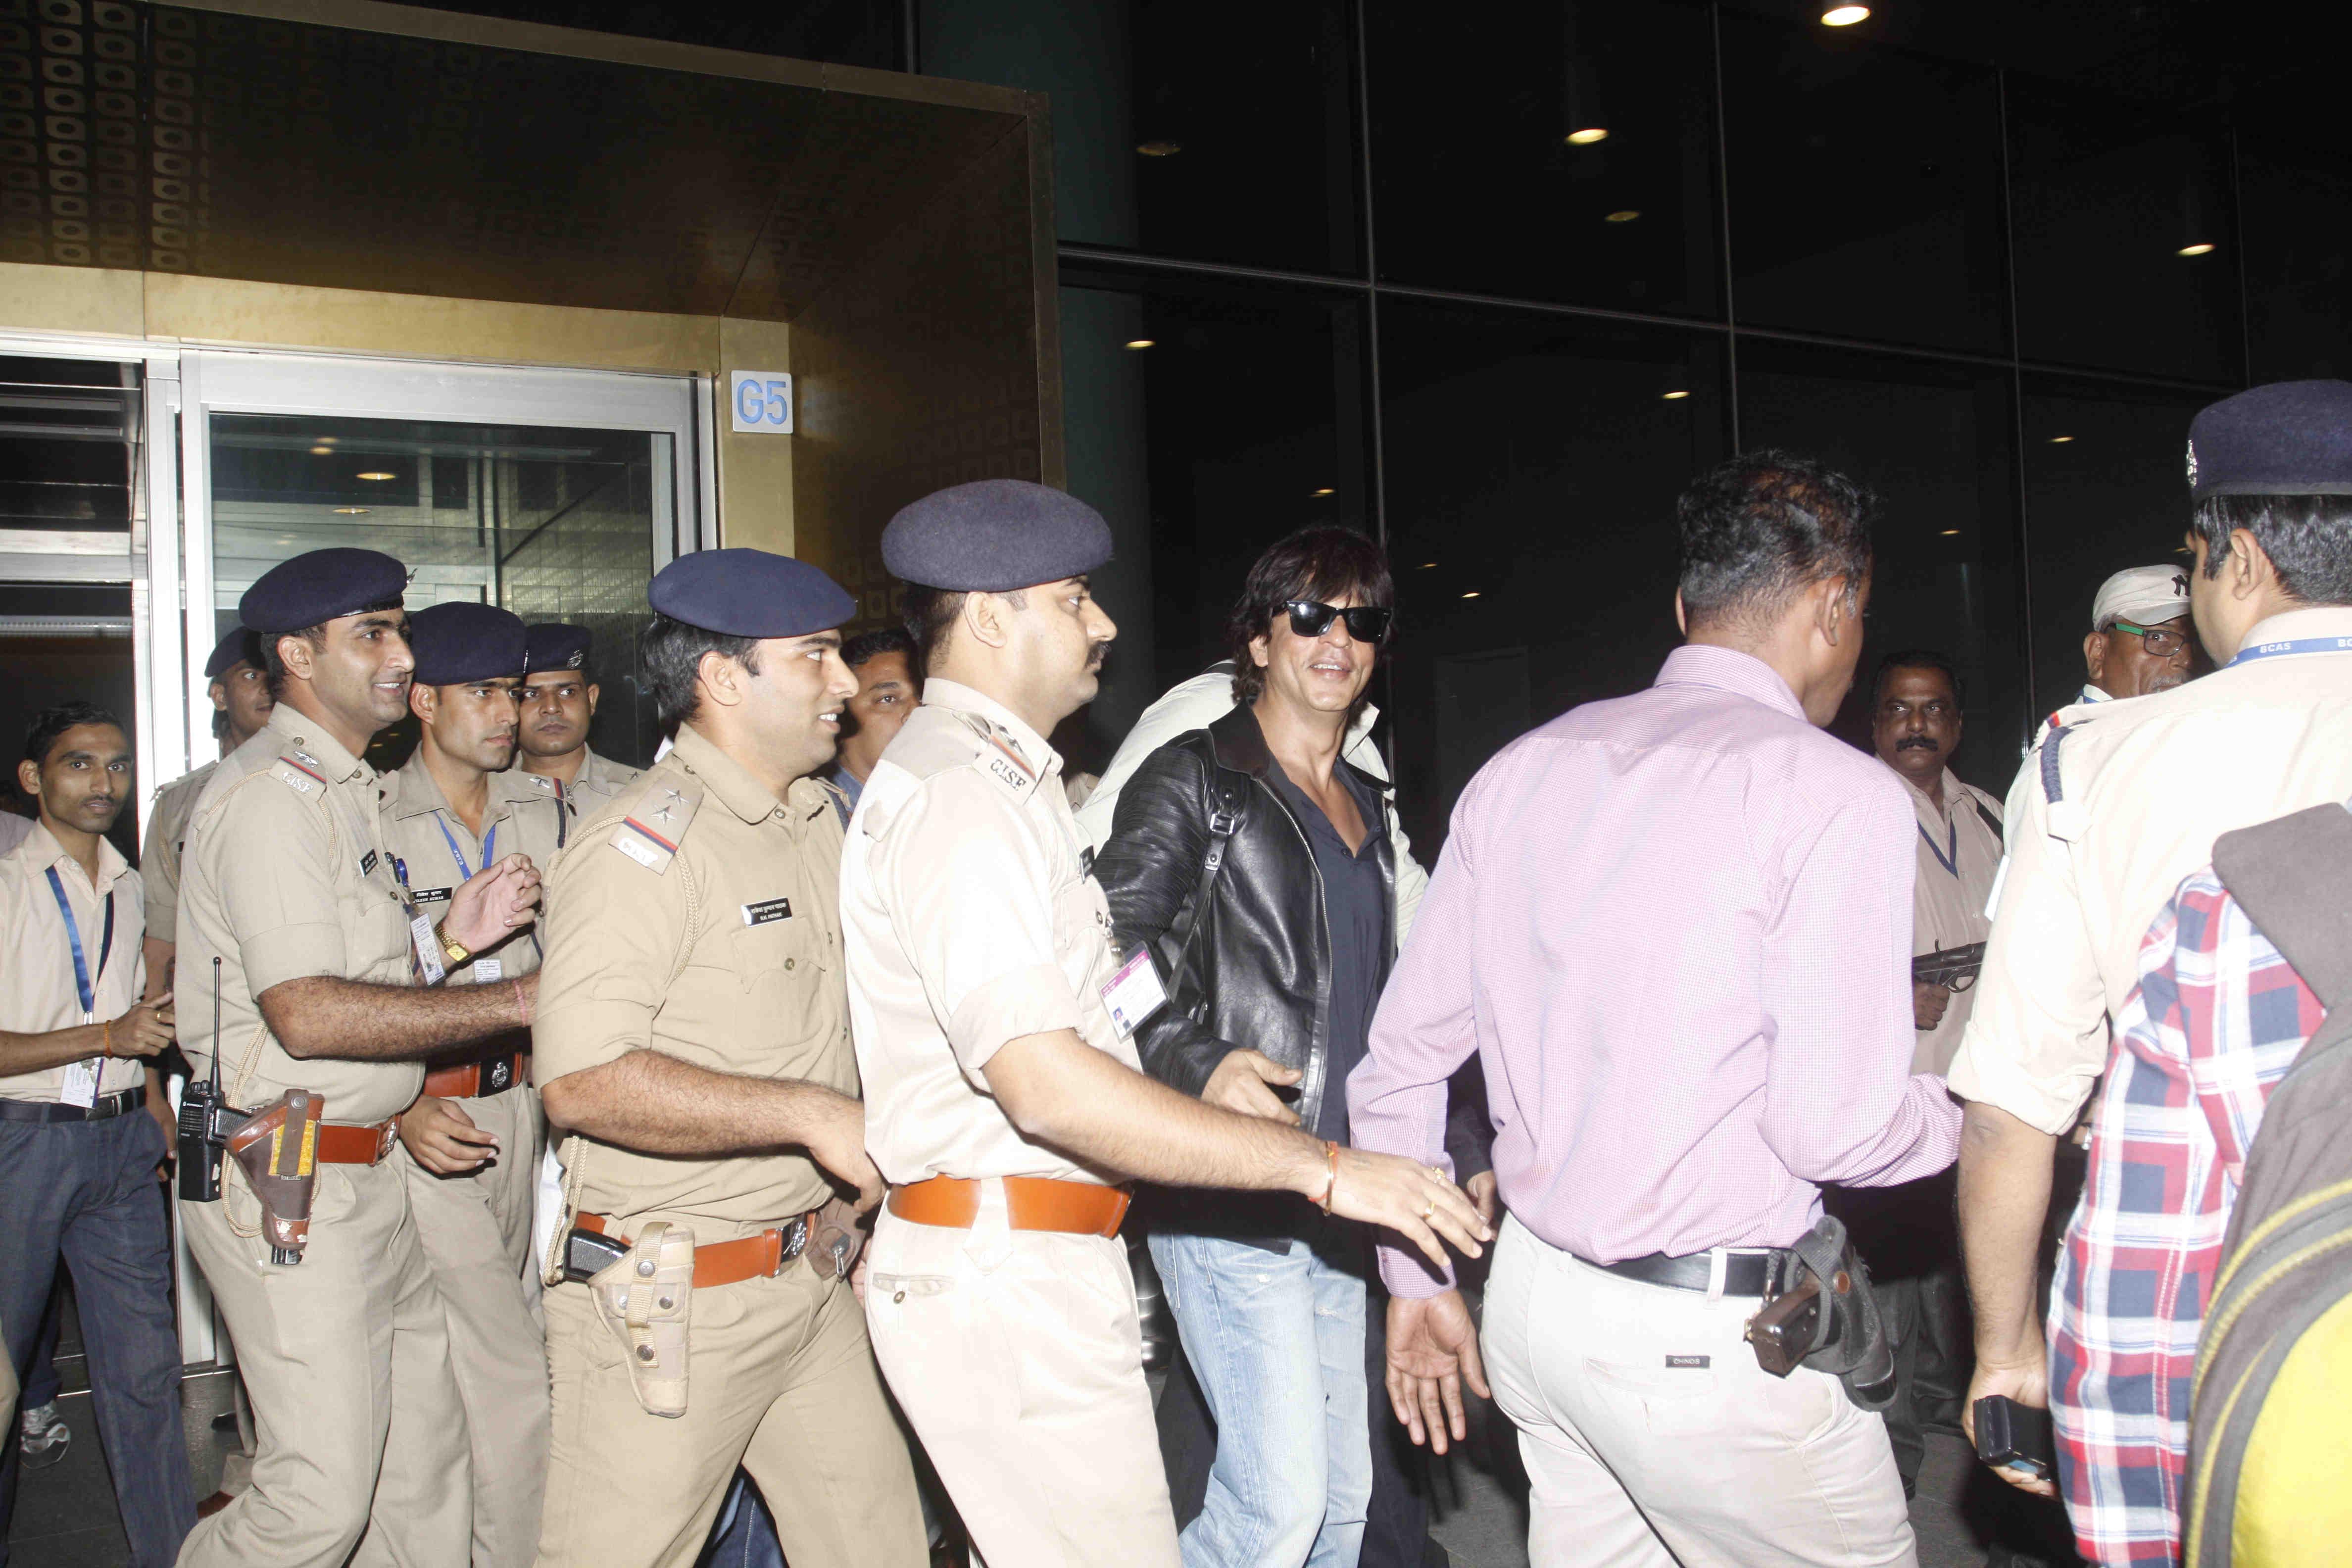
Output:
[1206,703,1392,797]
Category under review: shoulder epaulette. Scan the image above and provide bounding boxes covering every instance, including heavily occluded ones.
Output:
[268,752,332,800]
[608,774,703,874]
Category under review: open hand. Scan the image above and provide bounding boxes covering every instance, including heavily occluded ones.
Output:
[1326,1148,1492,1271]
[399,1095,499,1175]
[1386,1290,1491,1453]
[445,854,542,954]
[1203,1049,1301,1125]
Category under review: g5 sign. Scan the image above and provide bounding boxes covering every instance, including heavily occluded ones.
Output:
[729,371,793,434]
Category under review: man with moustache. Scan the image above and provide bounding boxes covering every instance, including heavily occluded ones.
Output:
[517,623,640,845]
[380,600,566,1568]
[175,547,544,1568]
[0,702,188,1567]
[532,549,924,1568]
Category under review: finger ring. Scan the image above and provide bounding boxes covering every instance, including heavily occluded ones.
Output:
[1426,1165,1445,1182]
[1420,1197,1436,1221]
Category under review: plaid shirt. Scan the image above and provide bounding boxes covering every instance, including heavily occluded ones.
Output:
[2049,870,2325,1566]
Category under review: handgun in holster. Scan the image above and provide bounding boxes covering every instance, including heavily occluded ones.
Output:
[226,1089,327,1266]
[1742,1214,1897,1411]
[581,1221,696,1418]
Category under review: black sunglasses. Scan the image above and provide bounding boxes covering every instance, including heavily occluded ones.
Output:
[1284,600,1393,643]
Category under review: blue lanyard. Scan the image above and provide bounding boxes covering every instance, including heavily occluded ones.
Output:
[2227,635,2352,668]
[1918,818,1959,878]
[44,865,115,1021]
[436,816,494,882]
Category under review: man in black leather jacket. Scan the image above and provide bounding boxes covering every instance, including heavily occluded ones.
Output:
[1097,527,1488,1568]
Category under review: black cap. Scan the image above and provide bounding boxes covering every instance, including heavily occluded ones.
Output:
[2187,380,2352,501]
[881,480,1113,591]
[647,549,855,637]
[409,602,528,686]
[525,622,592,674]
[202,626,264,681]
[239,548,409,636]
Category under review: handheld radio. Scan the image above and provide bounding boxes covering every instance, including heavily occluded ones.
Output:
[175,956,231,1202]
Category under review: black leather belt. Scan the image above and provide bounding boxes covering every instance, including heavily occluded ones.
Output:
[0,1085,148,1124]
[1591,1247,1780,1297]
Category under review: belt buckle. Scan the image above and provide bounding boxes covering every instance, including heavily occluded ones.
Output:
[374,1120,399,1162]
[777,1214,810,1269]
[484,1054,514,1094]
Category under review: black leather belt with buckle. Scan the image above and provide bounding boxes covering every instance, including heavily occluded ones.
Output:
[0,1085,149,1124]
[1590,1248,1781,1297]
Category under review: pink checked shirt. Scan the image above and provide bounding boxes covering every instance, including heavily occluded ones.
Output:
[1349,643,1964,1295]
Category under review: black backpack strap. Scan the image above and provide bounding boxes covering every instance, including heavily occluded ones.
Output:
[1974,798,2003,844]
[1167,765,1249,995]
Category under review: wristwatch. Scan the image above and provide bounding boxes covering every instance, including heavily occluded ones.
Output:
[433,921,472,970]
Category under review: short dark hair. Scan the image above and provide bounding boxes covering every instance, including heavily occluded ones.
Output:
[1871,648,1963,710]
[1224,527,1396,708]
[259,599,405,699]
[842,626,918,672]
[1677,451,1875,630]
[2192,494,2352,605]
[641,614,762,731]
[25,700,125,769]
[903,585,1026,671]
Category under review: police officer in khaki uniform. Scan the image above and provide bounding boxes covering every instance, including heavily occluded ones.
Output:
[142,625,272,996]
[380,600,566,1568]
[531,549,923,1568]
[518,623,640,841]
[842,480,1490,1568]
[1952,381,2352,1494]
[177,548,545,1568]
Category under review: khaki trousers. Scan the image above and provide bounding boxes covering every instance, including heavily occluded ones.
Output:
[178,1161,470,1568]
[535,1251,924,1568]
[401,1085,548,1568]
[1480,1216,1917,1568]
[864,1205,1178,1568]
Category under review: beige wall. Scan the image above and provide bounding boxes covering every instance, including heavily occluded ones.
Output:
[0,262,795,554]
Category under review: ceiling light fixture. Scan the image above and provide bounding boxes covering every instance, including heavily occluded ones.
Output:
[1661,389,1691,400]
[1311,487,1335,497]
[1136,140,1181,157]
[1940,529,1961,536]
[1566,127,1609,146]
[308,445,333,455]
[1420,561,1437,569]
[2178,241,2216,257]
[332,507,370,515]
[1821,3,1870,24]
[2049,434,2075,443]
[1461,590,1481,599]
[1125,339,1155,350]
[356,471,395,481]
[1604,209,1641,223]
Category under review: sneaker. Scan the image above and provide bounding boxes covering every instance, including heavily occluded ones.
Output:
[17,1401,70,1469]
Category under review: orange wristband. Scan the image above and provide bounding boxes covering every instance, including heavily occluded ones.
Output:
[1317,1139,1340,1214]
[102,1019,112,1058]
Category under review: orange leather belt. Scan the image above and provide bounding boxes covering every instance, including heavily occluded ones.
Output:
[886,1176,1130,1237]
[422,1051,528,1100]
[312,1119,400,1166]
[575,1210,820,1289]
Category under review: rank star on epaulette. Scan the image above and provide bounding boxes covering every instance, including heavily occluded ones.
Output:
[651,788,686,825]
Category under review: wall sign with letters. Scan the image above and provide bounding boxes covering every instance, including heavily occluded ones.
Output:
[729,371,793,434]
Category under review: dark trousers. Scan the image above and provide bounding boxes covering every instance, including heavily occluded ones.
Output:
[18,1288,64,1412]
[0,1111,195,1568]
[1826,1170,1970,1498]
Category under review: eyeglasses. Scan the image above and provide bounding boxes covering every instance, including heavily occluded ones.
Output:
[1285,600,1392,643]
[2110,618,2193,658]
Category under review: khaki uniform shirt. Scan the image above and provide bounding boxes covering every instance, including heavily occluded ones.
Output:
[142,759,218,946]
[530,748,640,854]
[533,724,854,1236]
[1,821,146,1102]
[1951,606,2352,1134]
[379,756,565,986]
[843,678,1139,1188]
[179,707,423,1125]
[1899,769,2004,1076]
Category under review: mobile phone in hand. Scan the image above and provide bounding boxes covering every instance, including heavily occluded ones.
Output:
[1972,1394,2055,1479]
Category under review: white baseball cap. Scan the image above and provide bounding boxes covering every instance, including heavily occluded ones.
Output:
[2091,564,2191,632]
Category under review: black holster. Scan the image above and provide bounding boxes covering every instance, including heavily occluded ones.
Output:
[1769,1214,1898,1412]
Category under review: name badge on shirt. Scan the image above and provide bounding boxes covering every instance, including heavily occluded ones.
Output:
[742,897,793,927]
[410,886,452,906]
[410,912,447,986]
[1100,947,1168,1040]
[360,849,379,878]
[58,1057,100,1109]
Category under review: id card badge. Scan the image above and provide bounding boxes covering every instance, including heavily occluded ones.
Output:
[409,910,448,986]
[1099,947,1169,1040]
[471,957,503,983]
[58,1056,100,1109]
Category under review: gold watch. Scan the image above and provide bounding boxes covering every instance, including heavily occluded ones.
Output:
[433,921,472,969]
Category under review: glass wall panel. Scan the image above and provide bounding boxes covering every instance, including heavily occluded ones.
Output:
[2009,89,2242,382]
[922,0,1360,274]
[1056,272,1369,769]
[0,357,139,536]
[2239,141,2352,383]
[1377,300,1731,855]
[1367,0,1719,318]
[2018,375,2211,721]
[1721,21,2006,355]
[1736,343,2028,786]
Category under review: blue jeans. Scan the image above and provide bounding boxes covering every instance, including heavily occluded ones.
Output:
[0,1111,195,1568]
[1151,1232,1371,1568]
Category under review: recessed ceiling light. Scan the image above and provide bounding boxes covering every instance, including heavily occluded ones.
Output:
[1461,590,1481,599]
[1604,209,1641,223]
[1136,140,1181,157]
[2178,241,2216,257]
[308,445,332,455]
[1661,389,1690,400]
[1566,127,1609,146]
[314,437,338,445]
[1940,529,1961,536]
[1125,339,1155,350]
[1311,487,1334,497]
[356,471,395,481]
[332,507,370,515]
[1821,3,1870,24]
[2049,434,2075,443]
[1420,561,1436,569]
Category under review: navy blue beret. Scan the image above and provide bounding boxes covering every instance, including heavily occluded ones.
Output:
[239,548,409,636]
[881,480,1113,591]
[525,622,592,674]
[408,602,528,686]
[2188,380,2352,500]
[647,549,855,637]
[203,625,264,680]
